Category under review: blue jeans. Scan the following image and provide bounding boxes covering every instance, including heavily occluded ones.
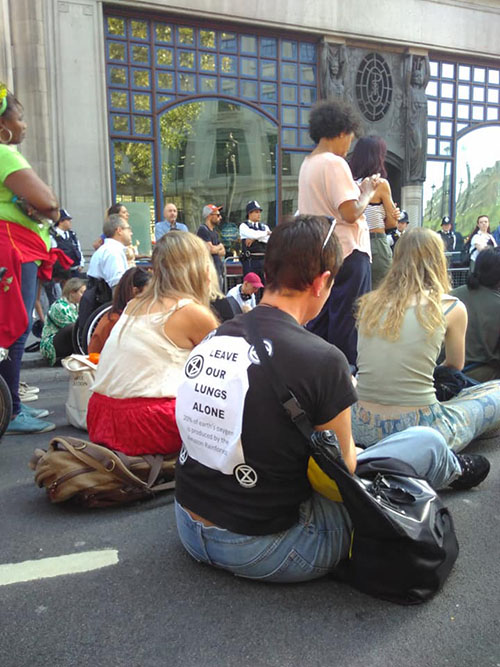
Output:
[0,261,38,415]
[175,427,460,583]
[352,381,500,451]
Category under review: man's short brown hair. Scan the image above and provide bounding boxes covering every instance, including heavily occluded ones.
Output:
[264,215,343,292]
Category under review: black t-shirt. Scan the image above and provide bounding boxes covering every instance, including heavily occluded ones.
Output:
[175,306,357,535]
[197,224,223,276]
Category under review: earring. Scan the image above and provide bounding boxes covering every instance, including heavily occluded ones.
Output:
[0,126,13,144]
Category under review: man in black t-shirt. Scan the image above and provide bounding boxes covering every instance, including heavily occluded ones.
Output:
[197,204,225,288]
[175,215,476,584]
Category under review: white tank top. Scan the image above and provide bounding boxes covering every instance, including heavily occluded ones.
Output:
[91,298,193,399]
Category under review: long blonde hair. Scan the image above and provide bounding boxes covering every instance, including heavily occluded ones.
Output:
[126,231,211,317]
[356,227,451,341]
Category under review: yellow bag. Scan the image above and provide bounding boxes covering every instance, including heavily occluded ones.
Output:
[307,456,343,502]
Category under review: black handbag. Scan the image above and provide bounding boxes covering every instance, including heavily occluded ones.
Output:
[244,313,459,605]
[309,432,459,604]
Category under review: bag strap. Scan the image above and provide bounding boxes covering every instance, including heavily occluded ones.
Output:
[243,311,315,443]
[113,450,175,491]
[54,437,177,493]
[50,437,149,489]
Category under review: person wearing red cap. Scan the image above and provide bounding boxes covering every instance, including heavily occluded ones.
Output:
[197,204,225,288]
[226,272,263,311]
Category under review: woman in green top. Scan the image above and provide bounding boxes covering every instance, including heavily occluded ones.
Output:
[0,82,61,435]
[40,278,86,366]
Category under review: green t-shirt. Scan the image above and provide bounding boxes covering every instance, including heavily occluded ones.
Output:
[0,144,51,250]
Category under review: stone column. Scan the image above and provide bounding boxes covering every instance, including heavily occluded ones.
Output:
[44,0,111,254]
[8,0,53,186]
[0,0,14,89]
[401,184,424,228]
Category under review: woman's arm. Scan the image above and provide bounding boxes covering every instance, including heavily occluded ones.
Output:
[4,169,59,221]
[164,302,219,349]
[316,406,357,474]
[377,180,399,230]
[442,299,467,370]
[338,175,380,223]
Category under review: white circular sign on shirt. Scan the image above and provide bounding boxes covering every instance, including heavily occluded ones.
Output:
[234,464,258,488]
[248,338,273,365]
[185,354,204,379]
[178,445,188,465]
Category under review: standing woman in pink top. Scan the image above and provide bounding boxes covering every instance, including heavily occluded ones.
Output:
[298,100,379,366]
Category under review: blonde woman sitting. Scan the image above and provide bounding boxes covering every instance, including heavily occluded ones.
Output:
[352,227,500,456]
[87,232,218,456]
[40,277,86,366]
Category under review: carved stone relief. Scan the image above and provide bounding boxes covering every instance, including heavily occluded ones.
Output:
[319,44,429,186]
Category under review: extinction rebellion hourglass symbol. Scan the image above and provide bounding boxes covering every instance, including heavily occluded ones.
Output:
[355,53,393,122]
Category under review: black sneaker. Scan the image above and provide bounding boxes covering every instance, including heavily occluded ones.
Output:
[449,454,490,490]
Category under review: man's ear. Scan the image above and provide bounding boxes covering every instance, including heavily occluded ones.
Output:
[311,271,332,298]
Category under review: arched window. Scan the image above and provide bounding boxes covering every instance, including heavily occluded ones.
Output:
[158,99,278,244]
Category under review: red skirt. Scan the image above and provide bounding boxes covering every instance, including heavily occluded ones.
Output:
[87,392,181,456]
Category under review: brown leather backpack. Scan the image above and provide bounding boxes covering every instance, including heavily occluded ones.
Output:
[29,436,176,508]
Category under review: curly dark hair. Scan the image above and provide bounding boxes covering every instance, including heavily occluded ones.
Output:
[308,100,363,144]
[349,135,388,179]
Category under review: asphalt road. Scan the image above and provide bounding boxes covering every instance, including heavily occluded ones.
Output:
[0,366,499,667]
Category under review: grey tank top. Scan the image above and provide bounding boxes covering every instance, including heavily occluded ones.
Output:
[356,303,453,406]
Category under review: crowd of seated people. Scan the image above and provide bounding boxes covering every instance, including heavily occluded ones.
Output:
[173,216,490,583]
[6,72,499,592]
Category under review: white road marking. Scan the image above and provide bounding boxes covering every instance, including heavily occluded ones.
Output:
[0,549,119,586]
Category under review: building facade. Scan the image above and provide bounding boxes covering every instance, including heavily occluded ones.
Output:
[1,0,499,249]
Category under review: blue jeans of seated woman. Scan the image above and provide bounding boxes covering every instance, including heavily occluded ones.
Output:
[352,381,500,451]
[175,427,460,584]
[0,261,38,415]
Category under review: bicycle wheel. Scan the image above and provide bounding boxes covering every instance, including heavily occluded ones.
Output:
[0,372,13,439]
[81,302,113,354]
[72,316,86,355]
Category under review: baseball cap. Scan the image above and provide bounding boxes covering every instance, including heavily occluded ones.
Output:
[59,208,72,221]
[398,210,409,223]
[202,204,223,218]
[246,200,263,216]
[441,216,452,225]
[243,272,264,289]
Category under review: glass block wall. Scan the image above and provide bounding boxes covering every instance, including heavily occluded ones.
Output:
[104,9,318,222]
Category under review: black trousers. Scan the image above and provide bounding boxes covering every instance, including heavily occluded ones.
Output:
[53,324,76,361]
[306,250,371,367]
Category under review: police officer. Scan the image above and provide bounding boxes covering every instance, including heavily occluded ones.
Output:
[50,208,84,276]
[239,200,271,281]
[387,210,409,253]
[438,216,464,266]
